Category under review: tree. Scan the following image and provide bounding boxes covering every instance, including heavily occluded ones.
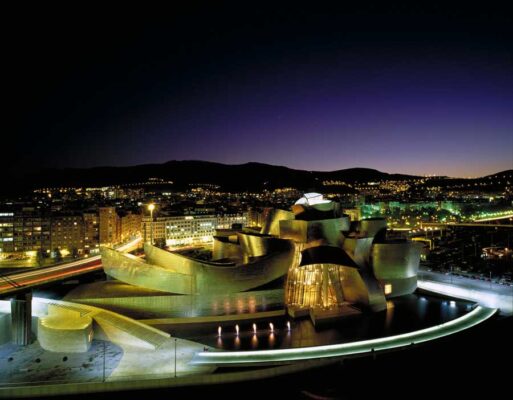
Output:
[53,248,62,262]
[36,249,46,267]
[71,247,79,259]
[154,238,167,249]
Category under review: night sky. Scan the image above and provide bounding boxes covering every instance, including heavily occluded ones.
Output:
[6,3,513,178]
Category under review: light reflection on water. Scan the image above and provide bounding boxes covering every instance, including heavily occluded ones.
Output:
[174,293,474,351]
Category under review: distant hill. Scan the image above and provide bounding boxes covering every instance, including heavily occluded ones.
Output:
[17,161,419,193]
[6,161,511,195]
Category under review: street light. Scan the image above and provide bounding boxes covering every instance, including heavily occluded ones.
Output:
[148,203,155,245]
[174,338,177,378]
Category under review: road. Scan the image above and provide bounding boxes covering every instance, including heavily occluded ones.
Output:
[418,269,513,315]
[0,238,141,297]
[419,269,513,295]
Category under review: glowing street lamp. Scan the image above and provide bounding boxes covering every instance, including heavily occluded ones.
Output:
[148,203,155,245]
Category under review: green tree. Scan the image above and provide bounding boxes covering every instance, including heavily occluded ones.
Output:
[53,248,62,262]
[71,247,79,259]
[36,249,46,267]
[154,238,166,249]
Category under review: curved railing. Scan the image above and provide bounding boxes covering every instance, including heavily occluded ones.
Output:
[191,305,496,366]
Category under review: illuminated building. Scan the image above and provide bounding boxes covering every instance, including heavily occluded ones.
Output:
[50,214,84,255]
[141,213,248,246]
[279,193,421,324]
[99,207,141,246]
[101,193,420,325]
[83,212,99,254]
[0,208,51,255]
[99,207,119,246]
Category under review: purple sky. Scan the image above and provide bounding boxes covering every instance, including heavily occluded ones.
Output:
[7,4,513,178]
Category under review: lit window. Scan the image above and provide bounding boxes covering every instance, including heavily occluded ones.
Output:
[384,284,393,295]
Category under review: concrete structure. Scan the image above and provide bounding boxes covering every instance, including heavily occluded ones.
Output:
[38,304,93,353]
[10,292,32,345]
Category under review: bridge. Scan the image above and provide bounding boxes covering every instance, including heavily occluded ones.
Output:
[0,237,141,346]
[421,222,513,229]
[0,238,141,297]
[472,212,513,222]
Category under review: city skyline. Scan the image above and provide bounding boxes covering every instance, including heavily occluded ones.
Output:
[5,3,512,179]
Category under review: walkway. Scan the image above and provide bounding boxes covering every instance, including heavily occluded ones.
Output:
[190,305,496,366]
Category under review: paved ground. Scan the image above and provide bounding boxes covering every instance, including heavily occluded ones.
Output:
[108,338,216,381]
[419,269,513,295]
[0,340,123,385]
[418,269,513,315]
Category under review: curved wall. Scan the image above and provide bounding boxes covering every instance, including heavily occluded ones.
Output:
[371,242,421,297]
[342,237,374,268]
[260,208,295,236]
[359,218,387,237]
[38,314,93,353]
[212,236,243,261]
[279,218,349,246]
[102,247,194,294]
[237,232,274,258]
[338,267,387,312]
[102,244,294,295]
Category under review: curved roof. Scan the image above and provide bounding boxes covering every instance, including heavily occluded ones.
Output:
[295,192,331,206]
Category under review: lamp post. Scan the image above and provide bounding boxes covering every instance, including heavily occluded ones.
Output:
[148,203,155,245]
[174,338,177,378]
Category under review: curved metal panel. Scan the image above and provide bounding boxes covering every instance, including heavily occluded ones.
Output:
[260,208,295,236]
[212,236,243,261]
[101,247,194,294]
[371,242,421,279]
[279,218,347,246]
[359,218,387,237]
[236,232,273,258]
[371,242,421,297]
[102,243,294,295]
[339,267,387,312]
[342,237,374,268]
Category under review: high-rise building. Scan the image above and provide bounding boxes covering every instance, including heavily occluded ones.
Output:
[50,214,84,255]
[83,212,99,254]
[119,211,142,242]
[99,207,120,246]
[0,208,51,255]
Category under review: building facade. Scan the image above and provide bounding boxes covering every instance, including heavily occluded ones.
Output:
[0,208,51,255]
[50,214,84,255]
[142,213,248,246]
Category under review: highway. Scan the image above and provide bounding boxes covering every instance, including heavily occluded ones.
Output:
[0,238,141,297]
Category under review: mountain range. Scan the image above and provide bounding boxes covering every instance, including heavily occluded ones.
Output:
[6,161,512,194]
